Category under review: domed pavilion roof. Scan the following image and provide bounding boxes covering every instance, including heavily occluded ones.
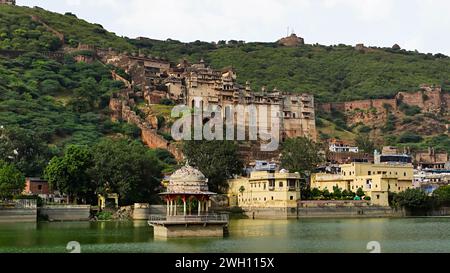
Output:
[170,164,206,183]
[161,163,216,196]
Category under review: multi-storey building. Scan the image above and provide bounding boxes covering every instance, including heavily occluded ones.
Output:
[166,60,317,141]
[227,170,302,209]
[311,162,415,206]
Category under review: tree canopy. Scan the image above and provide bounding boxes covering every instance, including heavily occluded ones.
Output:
[89,138,164,205]
[280,137,324,176]
[183,140,243,193]
[0,160,25,199]
[44,145,94,203]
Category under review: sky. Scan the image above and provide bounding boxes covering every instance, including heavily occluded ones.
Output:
[17,0,450,55]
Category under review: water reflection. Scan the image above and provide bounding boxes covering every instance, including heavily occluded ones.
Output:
[1,218,450,253]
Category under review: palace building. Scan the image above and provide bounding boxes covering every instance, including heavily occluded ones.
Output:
[311,162,414,206]
[227,170,302,210]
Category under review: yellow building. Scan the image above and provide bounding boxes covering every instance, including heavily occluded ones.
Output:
[311,163,414,207]
[227,170,301,209]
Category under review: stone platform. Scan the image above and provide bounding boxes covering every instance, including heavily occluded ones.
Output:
[148,214,229,238]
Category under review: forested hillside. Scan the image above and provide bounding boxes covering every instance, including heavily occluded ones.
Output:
[1,4,450,179]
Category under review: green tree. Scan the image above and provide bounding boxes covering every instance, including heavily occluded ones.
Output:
[311,188,322,199]
[280,137,324,176]
[333,186,342,200]
[356,187,365,198]
[69,78,99,113]
[90,138,163,205]
[0,161,25,199]
[394,188,430,209]
[0,126,51,177]
[355,133,376,154]
[433,186,450,206]
[182,140,243,193]
[44,145,94,204]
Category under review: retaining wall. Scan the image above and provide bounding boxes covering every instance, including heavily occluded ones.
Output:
[0,208,37,223]
[39,205,91,221]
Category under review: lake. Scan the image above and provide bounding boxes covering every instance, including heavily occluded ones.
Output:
[1,217,450,253]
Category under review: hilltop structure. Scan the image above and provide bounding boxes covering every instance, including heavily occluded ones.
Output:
[278,33,305,47]
[105,52,318,160]
[0,0,15,5]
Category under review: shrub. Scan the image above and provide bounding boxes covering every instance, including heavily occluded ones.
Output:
[399,103,421,116]
[97,211,113,221]
[398,132,423,143]
[159,98,175,106]
[358,125,372,133]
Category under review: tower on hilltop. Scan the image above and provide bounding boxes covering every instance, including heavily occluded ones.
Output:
[0,0,16,5]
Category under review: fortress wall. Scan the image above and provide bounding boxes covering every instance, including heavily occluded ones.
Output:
[344,100,373,111]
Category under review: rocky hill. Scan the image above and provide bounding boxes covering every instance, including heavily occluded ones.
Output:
[1,4,449,155]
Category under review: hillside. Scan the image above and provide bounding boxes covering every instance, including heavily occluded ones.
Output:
[2,5,450,102]
[130,39,450,103]
[1,4,450,161]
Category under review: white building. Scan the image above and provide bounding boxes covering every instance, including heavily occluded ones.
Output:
[329,143,359,153]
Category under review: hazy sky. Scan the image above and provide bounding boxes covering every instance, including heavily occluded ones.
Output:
[18,0,450,55]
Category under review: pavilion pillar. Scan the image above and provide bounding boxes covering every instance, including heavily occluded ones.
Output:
[166,199,170,216]
[198,200,202,216]
[183,196,187,216]
[206,199,209,214]
[170,199,174,216]
[174,198,177,216]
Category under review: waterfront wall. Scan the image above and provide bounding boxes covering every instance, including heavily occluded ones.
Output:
[297,206,403,218]
[0,208,37,223]
[152,224,225,238]
[39,205,91,221]
[133,203,150,220]
[240,203,405,219]
[243,207,298,220]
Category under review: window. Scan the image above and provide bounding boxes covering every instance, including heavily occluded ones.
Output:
[38,185,43,191]
[368,171,371,175]
[279,182,284,188]
[271,197,274,200]
[404,172,407,177]
[290,196,294,200]
[264,197,267,201]
[377,195,380,200]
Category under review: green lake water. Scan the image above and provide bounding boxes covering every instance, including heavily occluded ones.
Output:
[1,218,450,253]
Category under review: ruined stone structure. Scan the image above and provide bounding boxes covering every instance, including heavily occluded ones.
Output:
[0,0,15,5]
[109,89,184,161]
[396,85,448,115]
[319,85,449,116]
[277,33,305,47]
[414,148,449,170]
[319,98,397,114]
[102,51,170,92]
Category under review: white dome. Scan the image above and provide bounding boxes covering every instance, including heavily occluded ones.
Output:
[170,164,206,183]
